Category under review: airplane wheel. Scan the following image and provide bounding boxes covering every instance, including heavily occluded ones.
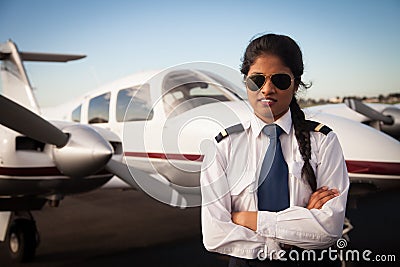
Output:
[6,219,38,262]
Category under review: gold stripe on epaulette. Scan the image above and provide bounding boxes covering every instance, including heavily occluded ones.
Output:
[221,129,228,137]
[314,123,324,132]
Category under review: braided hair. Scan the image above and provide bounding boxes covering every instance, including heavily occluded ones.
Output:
[241,33,317,192]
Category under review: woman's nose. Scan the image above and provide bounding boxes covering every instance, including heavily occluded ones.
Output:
[260,79,276,95]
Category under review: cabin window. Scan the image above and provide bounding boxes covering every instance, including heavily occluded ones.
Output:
[116,84,153,122]
[71,105,82,122]
[88,92,111,124]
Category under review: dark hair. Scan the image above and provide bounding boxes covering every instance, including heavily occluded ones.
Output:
[241,33,317,192]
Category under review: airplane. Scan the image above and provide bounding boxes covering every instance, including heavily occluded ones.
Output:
[0,40,189,262]
[1,40,399,262]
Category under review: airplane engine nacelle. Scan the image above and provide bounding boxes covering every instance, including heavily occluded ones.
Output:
[381,107,400,140]
[52,125,113,177]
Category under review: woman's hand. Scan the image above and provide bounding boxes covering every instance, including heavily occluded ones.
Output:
[232,186,339,231]
[231,211,257,231]
[306,186,339,210]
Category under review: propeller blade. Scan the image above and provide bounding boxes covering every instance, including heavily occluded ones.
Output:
[0,95,69,147]
[105,158,198,207]
[344,98,394,125]
[105,158,141,189]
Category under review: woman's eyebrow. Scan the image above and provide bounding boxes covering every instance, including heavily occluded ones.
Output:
[249,71,264,75]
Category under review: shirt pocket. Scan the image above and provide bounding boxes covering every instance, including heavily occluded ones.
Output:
[288,161,312,207]
[288,161,303,181]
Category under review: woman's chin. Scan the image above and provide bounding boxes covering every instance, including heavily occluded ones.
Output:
[254,111,274,124]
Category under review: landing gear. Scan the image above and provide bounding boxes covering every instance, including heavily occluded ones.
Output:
[5,212,39,262]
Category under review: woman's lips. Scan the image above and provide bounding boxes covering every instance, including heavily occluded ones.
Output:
[259,98,276,106]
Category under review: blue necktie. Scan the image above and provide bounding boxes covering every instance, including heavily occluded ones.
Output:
[257,124,289,212]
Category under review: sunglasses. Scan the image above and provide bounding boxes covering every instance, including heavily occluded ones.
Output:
[245,73,294,91]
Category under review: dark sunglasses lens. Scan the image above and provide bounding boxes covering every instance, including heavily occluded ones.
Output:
[246,75,265,91]
[271,74,291,90]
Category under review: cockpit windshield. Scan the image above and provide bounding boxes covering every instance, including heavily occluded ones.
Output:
[162,69,246,117]
[197,70,247,100]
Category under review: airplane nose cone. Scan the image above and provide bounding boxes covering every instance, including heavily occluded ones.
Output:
[92,139,114,160]
[52,125,113,177]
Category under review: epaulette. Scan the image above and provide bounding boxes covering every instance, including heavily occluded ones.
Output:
[305,120,332,135]
[215,123,245,143]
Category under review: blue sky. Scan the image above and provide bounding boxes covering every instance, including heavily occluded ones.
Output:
[0,0,399,107]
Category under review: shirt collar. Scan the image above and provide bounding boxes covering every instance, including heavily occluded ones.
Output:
[275,109,292,135]
[250,109,292,138]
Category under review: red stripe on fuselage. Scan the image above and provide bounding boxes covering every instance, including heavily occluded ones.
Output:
[0,167,110,177]
[345,160,400,176]
[0,167,62,176]
[1,158,398,177]
[124,152,400,176]
[123,152,204,162]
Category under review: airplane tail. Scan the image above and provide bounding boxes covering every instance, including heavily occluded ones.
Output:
[0,40,85,114]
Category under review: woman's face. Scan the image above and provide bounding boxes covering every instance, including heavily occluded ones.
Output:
[246,54,297,122]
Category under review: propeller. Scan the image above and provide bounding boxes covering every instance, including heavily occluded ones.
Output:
[344,98,394,125]
[0,95,69,147]
[105,157,198,207]
[0,95,112,177]
[105,158,141,189]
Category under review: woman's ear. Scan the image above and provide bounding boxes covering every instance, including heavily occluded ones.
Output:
[293,84,299,95]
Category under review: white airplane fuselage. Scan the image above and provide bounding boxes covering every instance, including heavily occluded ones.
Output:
[43,67,400,194]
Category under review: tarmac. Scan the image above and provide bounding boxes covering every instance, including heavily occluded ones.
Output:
[0,188,399,267]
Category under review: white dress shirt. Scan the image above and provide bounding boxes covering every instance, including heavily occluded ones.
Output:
[200,109,349,260]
